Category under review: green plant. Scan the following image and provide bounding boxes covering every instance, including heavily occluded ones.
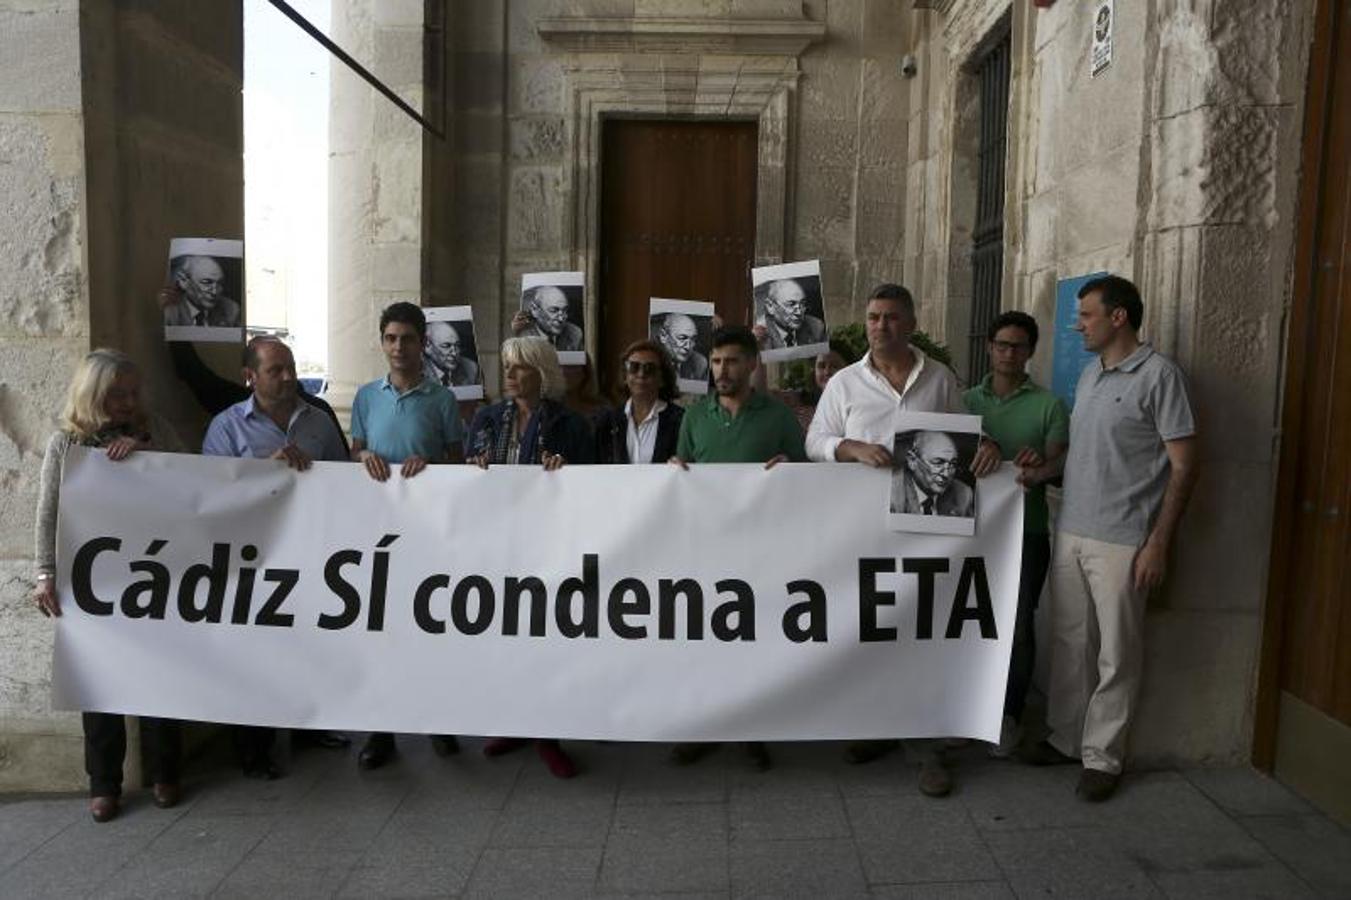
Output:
[777,323,951,392]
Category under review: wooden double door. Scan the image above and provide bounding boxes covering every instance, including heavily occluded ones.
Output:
[598,119,758,395]
[1258,0,1351,823]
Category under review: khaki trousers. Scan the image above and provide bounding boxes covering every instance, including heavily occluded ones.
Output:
[1046,532,1147,774]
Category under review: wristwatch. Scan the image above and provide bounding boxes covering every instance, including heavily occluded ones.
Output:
[36,573,54,582]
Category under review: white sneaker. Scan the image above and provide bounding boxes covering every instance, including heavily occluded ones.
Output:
[988,715,1022,759]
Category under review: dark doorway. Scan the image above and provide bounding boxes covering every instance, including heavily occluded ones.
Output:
[599,119,758,395]
[967,29,1011,385]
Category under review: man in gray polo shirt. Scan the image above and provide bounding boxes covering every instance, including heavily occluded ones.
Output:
[1022,275,1198,802]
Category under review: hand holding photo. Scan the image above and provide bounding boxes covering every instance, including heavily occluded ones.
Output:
[423,306,484,401]
[520,272,585,365]
[648,298,715,395]
[750,260,828,363]
[888,411,984,536]
[163,237,244,343]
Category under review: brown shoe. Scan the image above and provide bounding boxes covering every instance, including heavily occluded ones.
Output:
[917,760,953,798]
[1076,767,1120,802]
[152,782,180,809]
[90,795,119,823]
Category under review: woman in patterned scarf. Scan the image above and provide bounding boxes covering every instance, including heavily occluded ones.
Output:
[465,336,593,777]
[31,349,185,823]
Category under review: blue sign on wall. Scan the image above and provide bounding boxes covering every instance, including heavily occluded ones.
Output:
[1050,272,1107,410]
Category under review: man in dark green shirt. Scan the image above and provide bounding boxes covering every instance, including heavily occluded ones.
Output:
[673,326,807,466]
[963,311,1070,757]
[669,325,806,771]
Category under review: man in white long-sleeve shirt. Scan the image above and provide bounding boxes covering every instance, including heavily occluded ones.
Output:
[806,283,1001,797]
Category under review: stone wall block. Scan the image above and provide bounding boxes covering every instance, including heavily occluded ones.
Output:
[371,242,421,293]
[635,0,732,17]
[373,85,425,139]
[799,57,860,122]
[1132,609,1259,765]
[1167,461,1274,614]
[1202,106,1279,228]
[372,140,422,243]
[855,169,903,258]
[797,118,858,169]
[1055,142,1138,260]
[451,160,504,248]
[456,111,506,157]
[815,256,858,321]
[0,116,86,338]
[453,51,507,112]
[0,339,85,559]
[1023,190,1057,272]
[508,166,566,252]
[374,26,424,87]
[454,0,505,52]
[859,58,906,123]
[859,115,907,170]
[512,56,566,114]
[1210,0,1290,107]
[792,167,854,257]
[374,0,423,27]
[329,71,375,154]
[509,116,567,162]
[0,5,80,114]
[1151,2,1215,119]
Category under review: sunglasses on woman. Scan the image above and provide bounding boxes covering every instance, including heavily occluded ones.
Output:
[624,360,659,376]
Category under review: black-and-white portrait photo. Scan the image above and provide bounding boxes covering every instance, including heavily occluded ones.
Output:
[163,237,244,342]
[888,412,983,536]
[423,306,484,401]
[751,260,828,363]
[648,298,715,394]
[520,271,585,365]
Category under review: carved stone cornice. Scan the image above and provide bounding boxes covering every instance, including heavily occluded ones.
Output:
[537,15,826,56]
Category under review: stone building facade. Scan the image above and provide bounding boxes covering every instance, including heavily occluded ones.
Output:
[0,0,1327,795]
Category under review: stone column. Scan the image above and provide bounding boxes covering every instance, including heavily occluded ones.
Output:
[0,0,89,791]
[327,0,425,423]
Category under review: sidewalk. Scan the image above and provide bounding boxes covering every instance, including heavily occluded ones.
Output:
[0,737,1347,898]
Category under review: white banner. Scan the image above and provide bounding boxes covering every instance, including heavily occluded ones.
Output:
[52,448,1023,743]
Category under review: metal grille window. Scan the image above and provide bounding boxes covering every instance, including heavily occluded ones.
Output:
[968,33,1011,385]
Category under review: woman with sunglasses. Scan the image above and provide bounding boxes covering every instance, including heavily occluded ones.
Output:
[593,340,685,464]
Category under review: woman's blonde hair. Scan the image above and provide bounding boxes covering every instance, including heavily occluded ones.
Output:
[60,348,143,438]
[501,336,566,401]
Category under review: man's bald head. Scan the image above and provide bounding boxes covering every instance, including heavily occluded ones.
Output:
[175,255,226,310]
[425,320,463,371]
[527,285,570,337]
[658,313,698,362]
[765,278,808,331]
[905,430,962,498]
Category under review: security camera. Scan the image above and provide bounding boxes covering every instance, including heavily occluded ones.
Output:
[901,54,918,78]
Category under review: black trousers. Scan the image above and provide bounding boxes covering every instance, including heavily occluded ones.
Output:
[1005,532,1052,722]
[83,713,181,798]
[234,726,276,768]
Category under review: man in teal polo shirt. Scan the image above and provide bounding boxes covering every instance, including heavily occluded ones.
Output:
[669,324,805,770]
[964,310,1069,758]
[349,301,465,770]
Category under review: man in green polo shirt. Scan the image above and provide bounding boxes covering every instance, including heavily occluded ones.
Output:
[964,311,1069,758]
[668,324,806,771]
[672,324,807,467]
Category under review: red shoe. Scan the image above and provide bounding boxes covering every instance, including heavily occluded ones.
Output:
[483,737,529,757]
[536,740,578,779]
